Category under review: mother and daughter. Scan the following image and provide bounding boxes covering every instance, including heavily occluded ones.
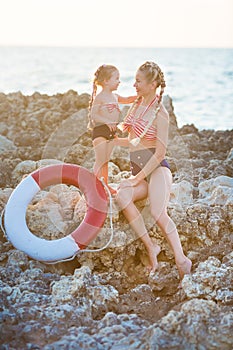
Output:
[88,62,192,280]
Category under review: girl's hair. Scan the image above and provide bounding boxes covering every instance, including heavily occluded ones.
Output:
[138,61,166,103]
[87,64,118,130]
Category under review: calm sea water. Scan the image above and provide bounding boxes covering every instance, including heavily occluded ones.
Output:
[0,47,232,130]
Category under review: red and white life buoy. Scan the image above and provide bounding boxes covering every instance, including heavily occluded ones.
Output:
[4,164,108,262]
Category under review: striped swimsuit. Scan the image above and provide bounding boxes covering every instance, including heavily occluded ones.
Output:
[121,97,158,140]
[122,112,157,140]
[121,99,170,175]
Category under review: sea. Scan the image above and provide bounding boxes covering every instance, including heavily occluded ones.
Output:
[0,46,232,130]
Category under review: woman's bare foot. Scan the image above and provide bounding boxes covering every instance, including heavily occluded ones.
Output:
[176,257,192,280]
[147,244,161,273]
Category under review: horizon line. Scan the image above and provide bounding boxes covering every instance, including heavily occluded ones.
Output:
[0,44,233,49]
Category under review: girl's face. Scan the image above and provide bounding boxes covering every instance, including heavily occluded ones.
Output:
[134,70,155,97]
[106,70,120,91]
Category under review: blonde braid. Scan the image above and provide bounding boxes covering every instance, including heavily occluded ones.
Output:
[87,80,97,130]
[154,64,166,103]
[122,96,142,124]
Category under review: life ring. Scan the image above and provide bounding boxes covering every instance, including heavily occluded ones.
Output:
[4,164,108,262]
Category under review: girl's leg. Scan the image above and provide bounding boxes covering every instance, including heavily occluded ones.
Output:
[92,138,112,181]
[93,137,116,193]
[93,137,108,179]
[116,180,161,272]
[148,167,192,279]
[105,140,116,194]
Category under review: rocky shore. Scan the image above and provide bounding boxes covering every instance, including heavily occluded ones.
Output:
[0,90,232,349]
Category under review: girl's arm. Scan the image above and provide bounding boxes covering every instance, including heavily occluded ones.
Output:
[117,95,137,104]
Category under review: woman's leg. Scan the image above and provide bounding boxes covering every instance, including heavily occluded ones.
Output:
[116,180,161,272]
[149,167,192,279]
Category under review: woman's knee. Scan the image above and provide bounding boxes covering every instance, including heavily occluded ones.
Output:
[150,207,168,224]
[116,187,134,209]
[151,209,176,234]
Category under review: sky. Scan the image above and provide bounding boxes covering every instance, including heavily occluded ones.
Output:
[0,0,232,47]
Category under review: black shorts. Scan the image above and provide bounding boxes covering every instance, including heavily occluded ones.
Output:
[92,124,116,141]
[130,148,170,176]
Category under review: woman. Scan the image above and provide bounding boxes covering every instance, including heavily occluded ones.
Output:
[116,61,192,279]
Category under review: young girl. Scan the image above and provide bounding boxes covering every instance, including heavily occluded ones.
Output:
[88,64,136,194]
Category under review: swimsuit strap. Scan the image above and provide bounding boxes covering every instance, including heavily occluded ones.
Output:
[137,96,158,120]
[137,105,160,139]
[129,97,160,145]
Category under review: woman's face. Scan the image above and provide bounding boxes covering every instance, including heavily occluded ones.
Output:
[133,70,155,97]
[133,70,150,97]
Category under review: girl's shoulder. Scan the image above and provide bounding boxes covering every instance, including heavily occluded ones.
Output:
[92,93,105,107]
[102,91,118,103]
[94,91,117,104]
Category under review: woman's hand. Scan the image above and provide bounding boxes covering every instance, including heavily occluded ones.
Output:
[118,176,139,189]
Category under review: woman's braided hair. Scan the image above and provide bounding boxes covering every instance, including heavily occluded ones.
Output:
[87,64,118,130]
[125,61,166,118]
[138,61,166,103]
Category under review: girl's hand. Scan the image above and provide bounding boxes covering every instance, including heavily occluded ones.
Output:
[107,123,117,132]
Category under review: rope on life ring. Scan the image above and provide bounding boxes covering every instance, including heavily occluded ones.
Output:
[3,164,109,262]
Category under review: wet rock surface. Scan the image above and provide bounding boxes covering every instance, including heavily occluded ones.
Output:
[0,91,232,349]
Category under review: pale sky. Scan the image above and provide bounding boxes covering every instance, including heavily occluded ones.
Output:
[0,0,232,47]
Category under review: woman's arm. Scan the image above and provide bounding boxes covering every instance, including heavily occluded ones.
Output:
[113,136,130,147]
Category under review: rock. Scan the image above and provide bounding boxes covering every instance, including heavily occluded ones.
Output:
[76,92,91,109]
[224,148,233,177]
[0,135,17,158]
[51,266,119,319]
[163,95,178,137]
[198,175,233,205]
[182,254,233,303]
[41,109,89,161]
[0,91,232,350]
[11,159,62,186]
[11,160,37,185]
[170,180,193,205]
